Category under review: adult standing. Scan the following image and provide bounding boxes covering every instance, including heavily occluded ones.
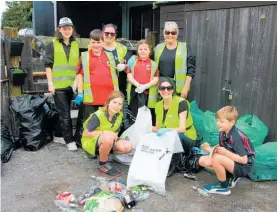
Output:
[45,17,79,151]
[154,21,196,98]
[74,29,119,150]
[102,23,132,96]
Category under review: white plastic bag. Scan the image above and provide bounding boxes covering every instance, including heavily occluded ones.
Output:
[113,106,152,165]
[130,106,152,148]
[127,131,182,195]
[112,152,133,166]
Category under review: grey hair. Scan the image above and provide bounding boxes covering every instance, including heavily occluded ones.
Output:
[163,21,179,37]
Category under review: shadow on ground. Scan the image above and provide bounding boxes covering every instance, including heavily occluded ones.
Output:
[2,142,277,212]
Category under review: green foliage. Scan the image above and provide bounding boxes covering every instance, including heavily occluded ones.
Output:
[1,1,33,28]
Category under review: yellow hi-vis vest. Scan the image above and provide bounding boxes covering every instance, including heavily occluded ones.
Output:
[126,56,158,108]
[155,96,197,140]
[52,39,79,89]
[81,109,123,155]
[115,42,127,63]
[154,42,188,94]
[82,50,119,104]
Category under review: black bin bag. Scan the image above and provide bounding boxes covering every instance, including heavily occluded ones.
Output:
[1,119,14,163]
[10,96,49,151]
[43,99,59,142]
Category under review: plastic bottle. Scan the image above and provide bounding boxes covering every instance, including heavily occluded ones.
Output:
[60,208,77,212]
[108,181,128,195]
[131,208,144,212]
[90,175,111,182]
[184,173,197,181]
[198,188,210,197]
[54,200,78,208]
[192,186,210,197]
[145,186,154,191]
[133,191,150,202]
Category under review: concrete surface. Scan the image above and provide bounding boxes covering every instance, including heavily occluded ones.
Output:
[1,142,277,212]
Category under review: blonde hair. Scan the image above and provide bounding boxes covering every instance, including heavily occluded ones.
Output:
[163,21,179,36]
[103,91,124,112]
[216,106,238,122]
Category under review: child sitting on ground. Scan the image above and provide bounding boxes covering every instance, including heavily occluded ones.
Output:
[199,106,255,195]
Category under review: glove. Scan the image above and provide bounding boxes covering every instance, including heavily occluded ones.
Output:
[74,93,84,105]
[135,83,150,93]
[157,128,172,137]
[135,84,143,93]
[116,64,126,72]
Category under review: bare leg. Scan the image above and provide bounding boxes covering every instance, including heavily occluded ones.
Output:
[211,153,235,181]
[98,133,114,162]
[113,140,132,155]
[199,155,214,169]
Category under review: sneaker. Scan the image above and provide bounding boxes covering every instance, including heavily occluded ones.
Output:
[53,136,66,144]
[228,177,241,189]
[203,180,231,195]
[98,163,121,177]
[66,142,78,151]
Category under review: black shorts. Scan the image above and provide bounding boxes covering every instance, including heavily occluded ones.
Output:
[233,163,252,177]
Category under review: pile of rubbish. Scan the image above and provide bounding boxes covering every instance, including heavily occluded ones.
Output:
[54,175,152,212]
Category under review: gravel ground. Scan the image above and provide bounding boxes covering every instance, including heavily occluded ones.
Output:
[1,142,277,212]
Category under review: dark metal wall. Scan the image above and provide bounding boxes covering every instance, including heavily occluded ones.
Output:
[33,1,55,36]
[160,2,277,141]
[57,1,122,38]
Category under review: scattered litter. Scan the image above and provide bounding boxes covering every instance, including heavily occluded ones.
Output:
[91,175,112,183]
[123,192,136,209]
[131,208,144,212]
[184,173,197,181]
[54,176,162,211]
[131,186,150,202]
[54,192,78,211]
[192,186,210,197]
[83,190,119,212]
[108,180,128,202]
[60,208,77,212]
[54,200,78,208]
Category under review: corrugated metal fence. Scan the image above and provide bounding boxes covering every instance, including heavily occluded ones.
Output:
[160,2,277,141]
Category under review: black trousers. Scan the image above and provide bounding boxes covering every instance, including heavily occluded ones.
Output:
[53,88,73,144]
[128,85,156,126]
[73,104,101,146]
[118,71,127,97]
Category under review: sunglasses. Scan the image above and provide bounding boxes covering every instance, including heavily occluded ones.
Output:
[165,31,177,36]
[159,86,174,91]
[104,32,116,37]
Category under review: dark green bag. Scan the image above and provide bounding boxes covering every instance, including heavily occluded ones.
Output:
[249,142,277,181]
[202,111,219,147]
[236,115,268,148]
[190,101,205,137]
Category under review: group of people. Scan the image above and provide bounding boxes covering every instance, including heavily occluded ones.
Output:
[45,17,255,195]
